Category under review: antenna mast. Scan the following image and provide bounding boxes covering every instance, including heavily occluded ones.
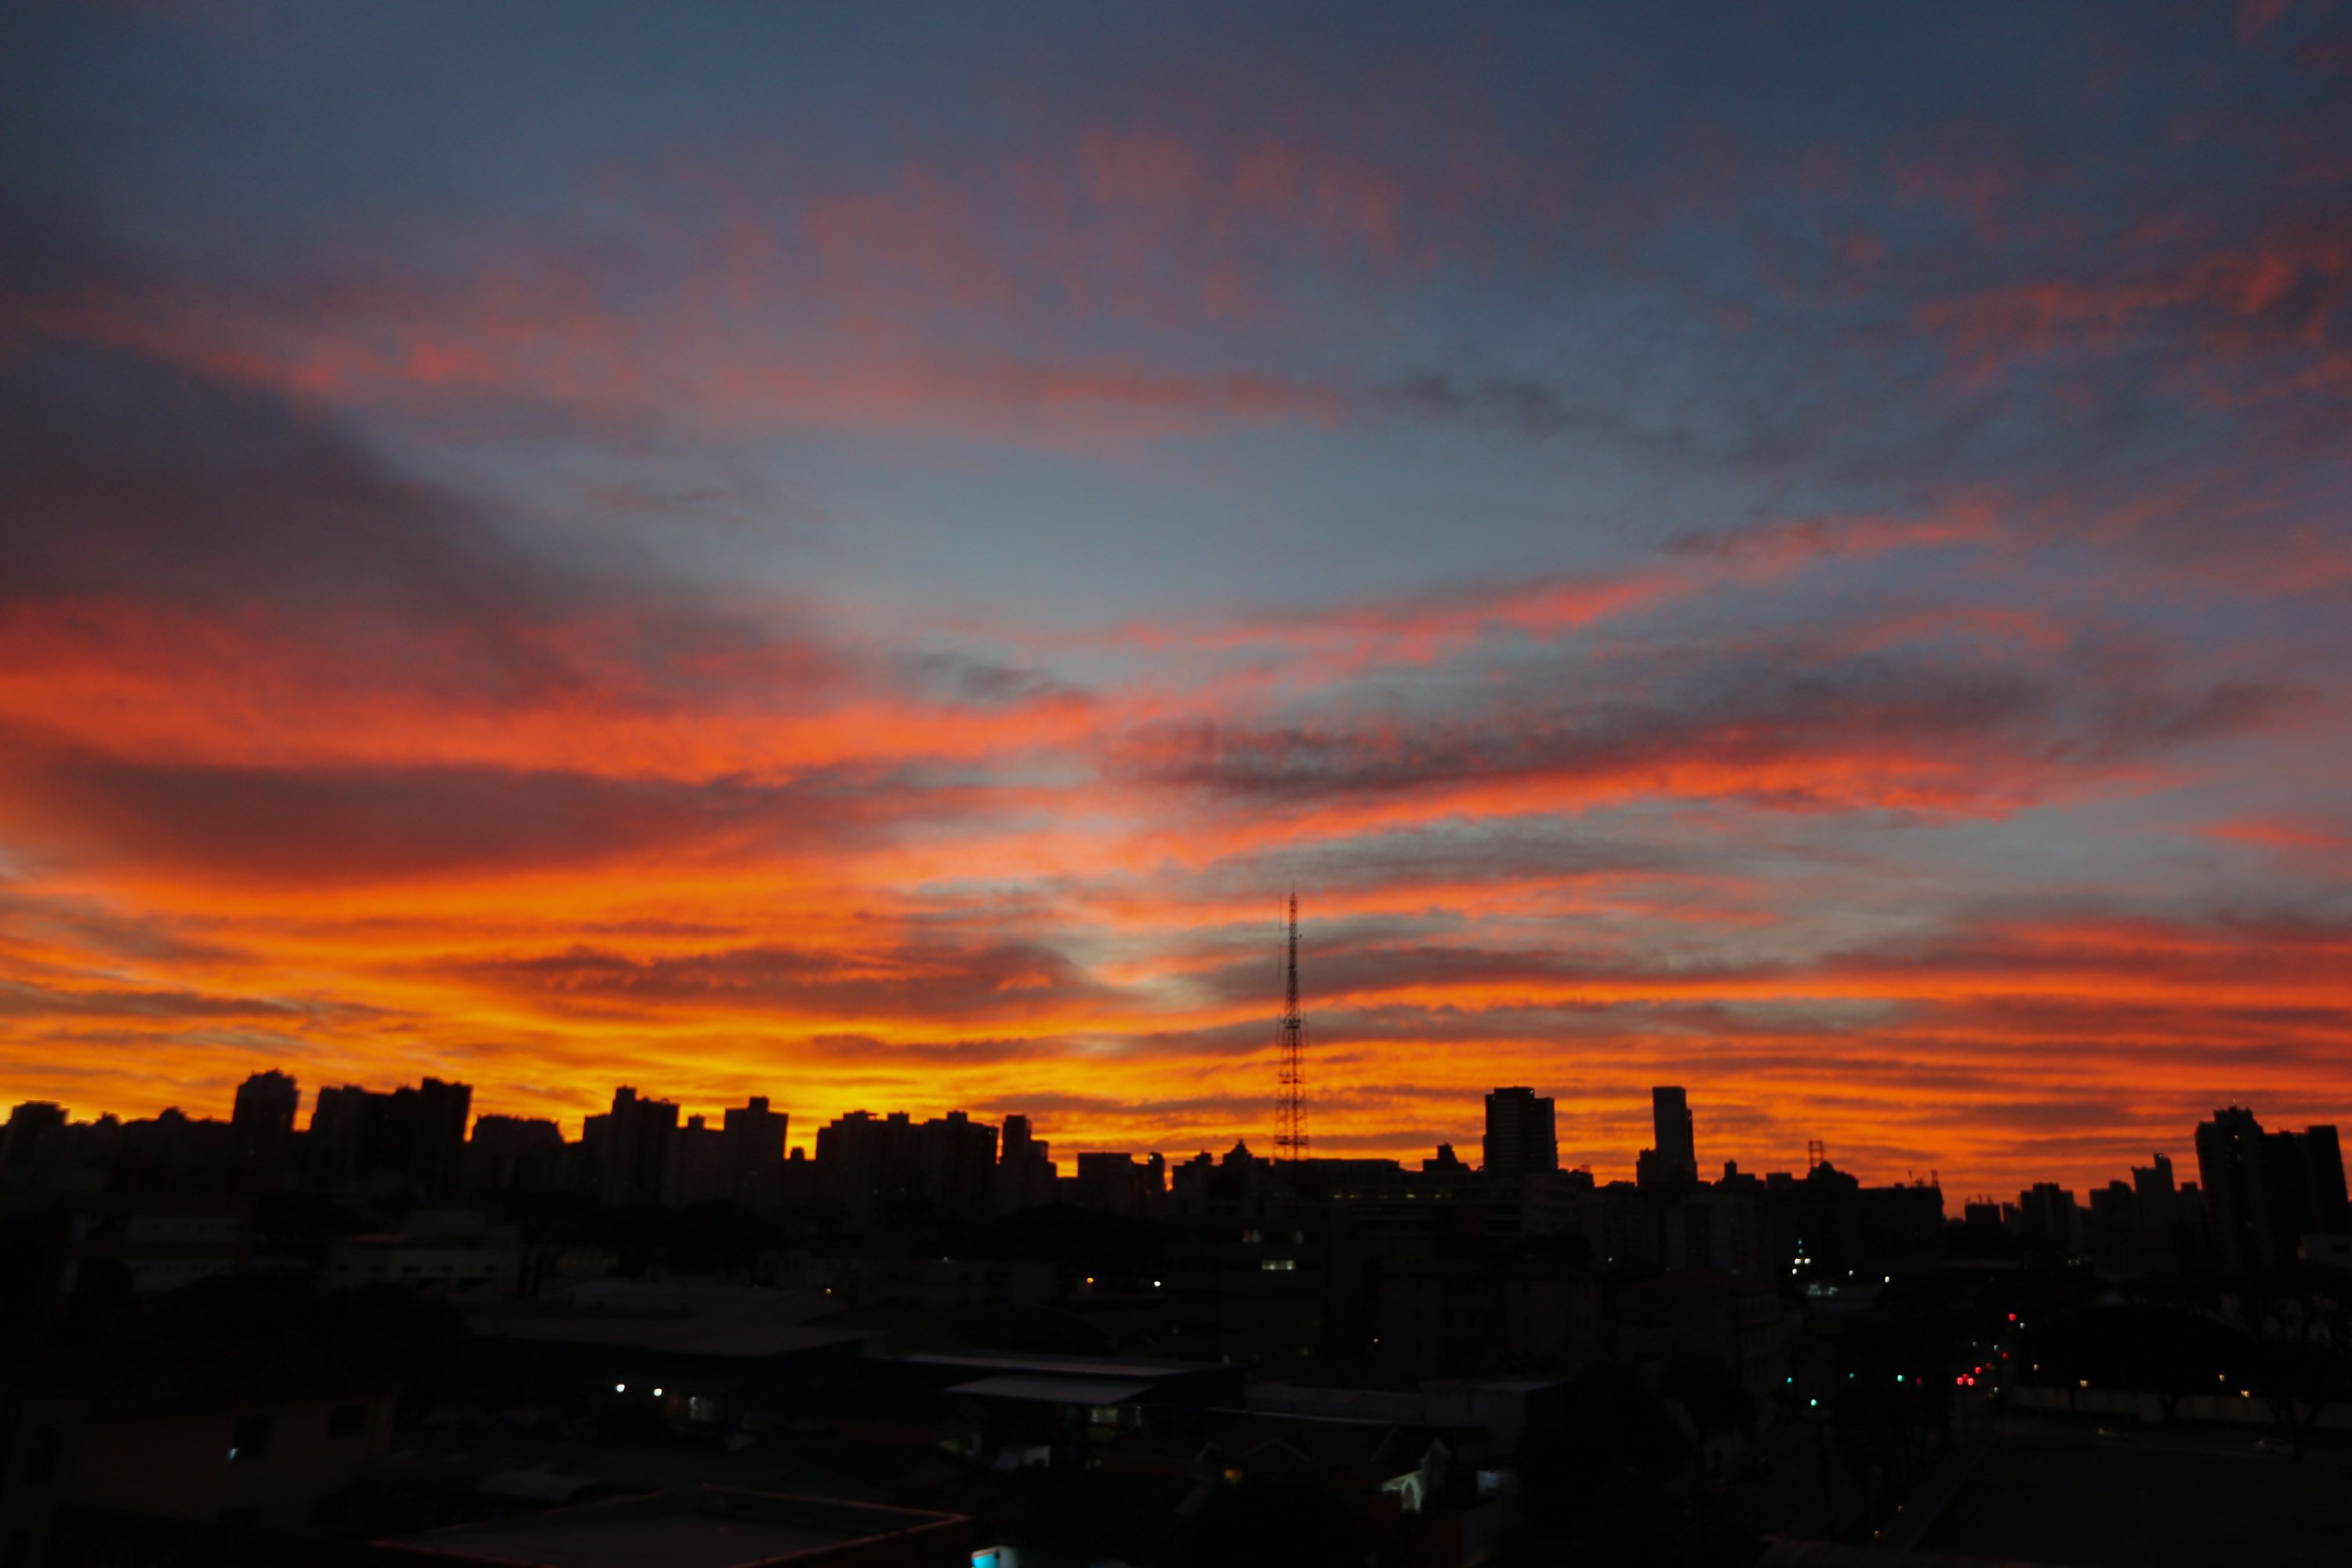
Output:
[1275,892,1308,1163]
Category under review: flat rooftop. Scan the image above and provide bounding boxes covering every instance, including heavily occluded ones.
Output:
[394,1513,856,1566]
[900,1349,1215,1379]
[382,1485,965,1568]
[948,1374,1152,1405]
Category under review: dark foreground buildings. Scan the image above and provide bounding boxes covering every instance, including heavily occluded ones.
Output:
[0,1074,2343,1566]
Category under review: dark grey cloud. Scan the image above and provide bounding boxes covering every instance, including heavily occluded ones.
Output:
[1368,371,1712,463]
[0,745,946,885]
[456,938,1112,1024]
[0,334,527,614]
[0,980,296,1023]
[895,651,1089,710]
[1112,635,2299,812]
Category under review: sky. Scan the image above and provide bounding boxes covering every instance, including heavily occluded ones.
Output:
[3,2,2350,1200]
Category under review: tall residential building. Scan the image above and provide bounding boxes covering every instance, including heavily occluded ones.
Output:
[721,1096,789,1209]
[306,1077,472,1196]
[403,1077,473,1196]
[1067,1150,1163,1217]
[668,1114,732,1207]
[2130,1152,2176,1225]
[230,1069,300,1182]
[308,1085,387,1185]
[1482,1087,1559,1176]
[230,1070,299,1145]
[1637,1086,1697,1189]
[466,1115,566,1193]
[583,1086,680,1209]
[2195,1107,2350,1272]
[999,1113,1058,1212]
[4,1101,68,1170]
[2016,1182,2081,1250]
[2129,1151,2184,1243]
[916,1110,999,1227]
[815,1109,999,1226]
[814,1110,910,1226]
[2308,1126,2350,1233]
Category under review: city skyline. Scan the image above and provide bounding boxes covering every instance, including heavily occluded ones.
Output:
[15,1061,2339,1216]
[5,6,2352,1202]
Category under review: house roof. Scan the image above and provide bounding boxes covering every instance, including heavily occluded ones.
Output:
[948,1374,1152,1406]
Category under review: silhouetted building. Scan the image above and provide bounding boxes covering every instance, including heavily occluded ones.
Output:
[3,1101,67,1172]
[114,1108,236,1188]
[308,1084,389,1188]
[669,1114,731,1207]
[1757,1160,1944,1274]
[917,1110,999,1226]
[583,1086,680,1209]
[815,1110,911,1226]
[405,1076,473,1197]
[1636,1086,1697,1189]
[229,1069,299,1179]
[307,1076,473,1196]
[1482,1087,1558,1176]
[0,1109,119,1199]
[2196,1106,2350,1272]
[812,1108,1000,1227]
[721,1095,788,1209]
[998,1112,1058,1212]
[2016,1182,2080,1251]
[2132,1152,2178,1232]
[466,1114,567,1193]
[1073,1151,1161,1217]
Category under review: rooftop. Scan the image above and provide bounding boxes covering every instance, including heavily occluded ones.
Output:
[899,1349,1214,1381]
[380,1485,966,1567]
[464,1309,869,1361]
[948,1374,1152,1406]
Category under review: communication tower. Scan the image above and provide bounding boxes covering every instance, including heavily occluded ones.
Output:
[1274,893,1308,1163]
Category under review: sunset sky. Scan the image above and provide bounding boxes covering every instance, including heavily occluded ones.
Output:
[5,3,2350,1199]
